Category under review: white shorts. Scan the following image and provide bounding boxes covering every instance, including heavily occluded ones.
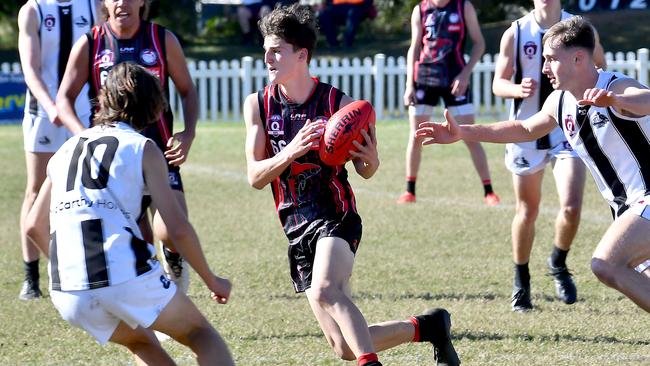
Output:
[50,266,176,345]
[505,140,578,175]
[409,103,475,118]
[22,113,90,153]
[627,195,650,221]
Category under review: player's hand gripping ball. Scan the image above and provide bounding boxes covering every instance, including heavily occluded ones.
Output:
[319,100,376,166]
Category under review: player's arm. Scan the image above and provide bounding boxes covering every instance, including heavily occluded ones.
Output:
[24,178,52,258]
[244,93,322,189]
[143,141,231,303]
[163,30,198,166]
[403,5,422,106]
[18,4,59,125]
[592,27,607,70]
[56,36,91,134]
[492,26,537,99]
[451,1,485,97]
[417,92,560,144]
[580,78,650,117]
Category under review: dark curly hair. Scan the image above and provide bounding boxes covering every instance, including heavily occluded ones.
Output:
[258,3,318,62]
[93,62,166,131]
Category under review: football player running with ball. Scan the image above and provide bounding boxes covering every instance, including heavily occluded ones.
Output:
[243,4,460,366]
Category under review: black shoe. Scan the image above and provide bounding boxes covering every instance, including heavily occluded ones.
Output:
[18,279,42,300]
[415,308,461,366]
[511,285,533,312]
[162,247,189,293]
[547,257,577,304]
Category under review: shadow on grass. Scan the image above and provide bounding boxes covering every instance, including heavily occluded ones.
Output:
[454,330,650,346]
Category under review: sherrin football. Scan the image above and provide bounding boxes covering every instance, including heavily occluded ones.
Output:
[319,100,376,166]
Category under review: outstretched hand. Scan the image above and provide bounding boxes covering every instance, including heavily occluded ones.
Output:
[578,88,618,108]
[415,109,462,145]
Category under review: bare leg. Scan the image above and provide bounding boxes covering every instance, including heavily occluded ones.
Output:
[454,114,491,182]
[20,152,52,262]
[551,157,585,250]
[405,112,430,180]
[151,291,235,366]
[305,237,414,360]
[511,171,544,264]
[591,212,650,312]
[109,322,175,366]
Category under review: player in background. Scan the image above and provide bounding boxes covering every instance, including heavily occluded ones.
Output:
[398,0,499,206]
[17,0,99,300]
[56,0,198,293]
[26,62,234,365]
[244,4,460,366]
[417,16,650,317]
[492,0,606,312]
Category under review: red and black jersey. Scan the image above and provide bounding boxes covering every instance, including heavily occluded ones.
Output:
[87,21,173,151]
[257,81,359,241]
[415,0,467,88]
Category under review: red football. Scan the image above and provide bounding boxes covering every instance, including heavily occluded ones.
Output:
[319,100,376,166]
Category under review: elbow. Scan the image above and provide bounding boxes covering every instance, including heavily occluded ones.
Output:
[248,175,266,190]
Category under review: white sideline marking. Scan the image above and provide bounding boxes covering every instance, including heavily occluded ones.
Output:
[183,163,611,224]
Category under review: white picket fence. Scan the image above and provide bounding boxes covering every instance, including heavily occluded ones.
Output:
[3,48,648,121]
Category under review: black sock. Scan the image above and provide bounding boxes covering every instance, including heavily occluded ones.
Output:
[24,259,39,283]
[163,247,181,261]
[406,178,416,195]
[483,183,494,196]
[514,263,530,288]
[550,246,569,268]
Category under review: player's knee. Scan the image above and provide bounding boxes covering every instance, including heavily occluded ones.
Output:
[559,204,581,223]
[591,257,619,288]
[515,203,539,223]
[309,283,342,307]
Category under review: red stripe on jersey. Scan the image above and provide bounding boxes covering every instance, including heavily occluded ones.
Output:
[330,165,348,212]
[91,26,102,96]
[151,24,171,143]
[454,0,466,67]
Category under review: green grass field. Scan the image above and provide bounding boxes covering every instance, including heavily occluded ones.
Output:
[1,120,649,365]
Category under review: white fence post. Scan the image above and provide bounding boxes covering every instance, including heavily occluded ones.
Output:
[373,53,385,121]
[241,56,253,101]
[2,49,648,122]
[638,48,649,86]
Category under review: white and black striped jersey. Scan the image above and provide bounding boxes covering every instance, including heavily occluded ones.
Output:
[47,122,157,291]
[509,10,573,150]
[24,0,95,118]
[555,70,650,217]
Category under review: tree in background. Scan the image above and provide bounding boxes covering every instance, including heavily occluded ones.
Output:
[0,2,20,50]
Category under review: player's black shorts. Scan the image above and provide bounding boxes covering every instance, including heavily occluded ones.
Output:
[288,211,362,293]
[167,165,184,192]
[414,83,472,107]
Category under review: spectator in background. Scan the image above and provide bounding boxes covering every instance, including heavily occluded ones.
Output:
[238,0,273,45]
[319,0,375,48]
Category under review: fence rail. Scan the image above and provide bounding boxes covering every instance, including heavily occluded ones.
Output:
[3,48,648,121]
